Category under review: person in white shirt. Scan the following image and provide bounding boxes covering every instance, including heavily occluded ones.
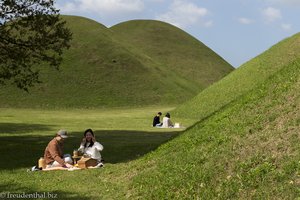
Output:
[78,129,104,167]
[162,113,174,128]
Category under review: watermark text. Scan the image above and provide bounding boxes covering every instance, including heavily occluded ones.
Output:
[0,192,58,199]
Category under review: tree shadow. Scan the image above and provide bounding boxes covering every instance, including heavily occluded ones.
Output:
[0,129,182,170]
[0,123,53,134]
[71,130,182,164]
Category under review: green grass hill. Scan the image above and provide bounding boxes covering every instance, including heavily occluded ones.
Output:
[0,16,233,109]
[111,20,232,87]
[124,32,300,198]
[174,32,300,122]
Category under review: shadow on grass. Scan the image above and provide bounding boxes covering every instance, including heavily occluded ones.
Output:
[0,183,92,200]
[0,129,182,170]
[85,130,182,164]
[0,123,53,134]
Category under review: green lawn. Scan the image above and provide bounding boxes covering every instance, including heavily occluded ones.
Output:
[0,107,190,199]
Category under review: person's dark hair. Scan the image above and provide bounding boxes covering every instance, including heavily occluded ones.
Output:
[166,113,170,118]
[84,129,94,148]
[158,112,162,115]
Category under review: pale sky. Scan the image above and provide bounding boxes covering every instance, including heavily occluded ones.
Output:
[56,0,300,67]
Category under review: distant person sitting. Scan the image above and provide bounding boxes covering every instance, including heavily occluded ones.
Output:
[78,129,104,167]
[153,112,162,127]
[162,113,174,128]
[44,130,73,169]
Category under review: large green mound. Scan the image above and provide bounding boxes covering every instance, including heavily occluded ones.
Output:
[174,32,300,121]
[111,20,233,87]
[125,33,300,198]
[0,16,233,108]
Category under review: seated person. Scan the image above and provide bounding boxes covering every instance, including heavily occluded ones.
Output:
[44,130,73,169]
[152,112,162,127]
[162,113,174,128]
[78,129,104,167]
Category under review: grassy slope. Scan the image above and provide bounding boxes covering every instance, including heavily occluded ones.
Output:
[127,38,300,199]
[174,33,300,122]
[111,20,233,88]
[0,16,233,109]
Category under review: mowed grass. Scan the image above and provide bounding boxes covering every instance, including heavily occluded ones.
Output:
[0,107,189,199]
[128,56,300,199]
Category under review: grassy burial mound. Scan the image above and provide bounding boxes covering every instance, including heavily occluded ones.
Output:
[111,20,233,89]
[174,32,300,122]
[126,33,300,198]
[0,16,233,109]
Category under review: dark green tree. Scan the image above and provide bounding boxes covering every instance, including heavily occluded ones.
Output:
[0,0,72,90]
